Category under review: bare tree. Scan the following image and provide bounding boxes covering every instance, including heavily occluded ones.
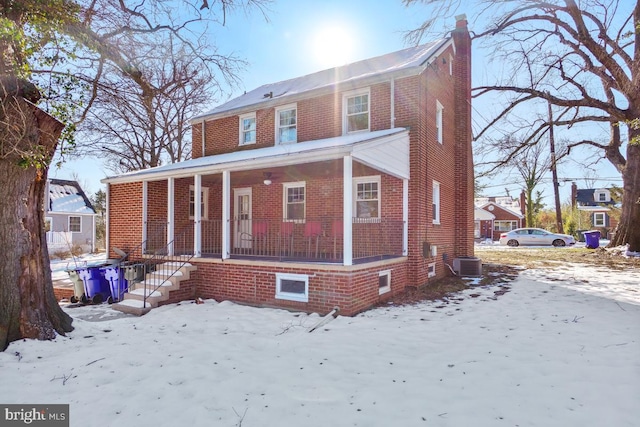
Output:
[404,0,640,250]
[0,0,270,351]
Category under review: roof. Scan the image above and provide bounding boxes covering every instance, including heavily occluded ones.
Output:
[575,188,616,205]
[474,207,495,221]
[192,39,450,122]
[102,127,411,184]
[478,202,524,219]
[48,179,96,214]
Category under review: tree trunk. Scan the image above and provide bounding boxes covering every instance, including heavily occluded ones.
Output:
[0,95,73,352]
[609,140,640,252]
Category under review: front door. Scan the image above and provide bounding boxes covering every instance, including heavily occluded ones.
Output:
[234,188,252,249]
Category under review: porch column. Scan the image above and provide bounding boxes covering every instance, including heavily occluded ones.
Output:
[105,184,110,256]
[167,177,175,256]
[221,170,231,259]
[343,155,353,266]
[403,178,408,256]
[142,181,148,254]
[194,174,202,257]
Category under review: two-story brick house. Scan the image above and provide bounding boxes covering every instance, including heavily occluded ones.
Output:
[102,16,474,316]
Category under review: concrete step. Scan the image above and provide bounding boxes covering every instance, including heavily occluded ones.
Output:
[111,299,153,316]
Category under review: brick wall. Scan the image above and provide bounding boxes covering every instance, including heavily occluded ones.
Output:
[108,182,144,258]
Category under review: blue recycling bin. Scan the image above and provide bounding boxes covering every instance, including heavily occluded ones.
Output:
[583,230,601,249]
[76,266,110,304]
[102,266,129,303]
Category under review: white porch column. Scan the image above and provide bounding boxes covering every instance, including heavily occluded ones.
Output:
[142,181,148,254]
[221,170,231,259]
[105,184,110,256]
[343,155,353,266]
[402,178,409,256]
[194,174,202,257]
[167,177,175,256]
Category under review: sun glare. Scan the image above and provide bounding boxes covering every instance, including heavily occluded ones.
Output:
[313,26,354,69]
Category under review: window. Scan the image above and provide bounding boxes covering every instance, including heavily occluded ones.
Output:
[69,216,81,233]
[353,176,380,219]
[598,193,607,202]
[283,182,305,221]
[343,88,370,134]
[436,100,443,144]
[378,270,391,295]
[276,273,308,302]
[494,220,517,231]
[239,112,256,145]
[432,181,441,224]
[189,186,209,220]
[428,262,436,278]
[593,212,606,227]
[276,104,297,144]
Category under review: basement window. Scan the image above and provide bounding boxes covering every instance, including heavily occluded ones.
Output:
[378,270,391,295]
[428,262,436,278]
[276,273,308,302]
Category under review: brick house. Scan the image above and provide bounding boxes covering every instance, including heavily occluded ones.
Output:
[474,195,525,241]
[102,16,474,316]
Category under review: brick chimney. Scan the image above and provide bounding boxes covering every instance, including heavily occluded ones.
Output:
[452,14,473,257]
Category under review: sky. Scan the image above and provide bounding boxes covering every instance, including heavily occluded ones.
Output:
[2,247,638,426]
[49,0,624,205]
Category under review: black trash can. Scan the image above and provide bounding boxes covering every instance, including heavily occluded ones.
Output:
[583,230,601,249]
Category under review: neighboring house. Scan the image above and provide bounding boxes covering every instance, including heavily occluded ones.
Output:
[571,183,618,236]
[45,179,97,253]
[474,195,525,241]
[103,16,474,316]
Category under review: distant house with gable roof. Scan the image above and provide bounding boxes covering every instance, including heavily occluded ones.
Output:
[45,179,97,254]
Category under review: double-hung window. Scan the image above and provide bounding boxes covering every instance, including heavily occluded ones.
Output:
[283,182,305,221]
[239,112,256,145]
[432,181,441,224]
[353,176,380,220]
[436,100,444,144]
[189,186,209,220]
[593,212,606,227]
[276,104,297,144]
[69,216,81,233]
[343,89,370,134]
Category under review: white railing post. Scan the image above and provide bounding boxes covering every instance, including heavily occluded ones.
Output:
[194,174,202,257]
[403,178,408,256]
[343,155,353,266]
[221,170,231,259]
[167,177,175,256]
[142,181,148,254]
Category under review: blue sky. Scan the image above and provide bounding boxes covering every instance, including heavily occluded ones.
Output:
[50,0,622,204]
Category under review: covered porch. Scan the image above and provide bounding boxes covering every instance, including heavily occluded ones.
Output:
[105,128,410,266]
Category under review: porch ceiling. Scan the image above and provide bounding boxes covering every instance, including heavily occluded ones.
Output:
[101,128,410,185]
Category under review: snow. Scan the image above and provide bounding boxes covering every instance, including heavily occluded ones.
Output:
[1,263,638,426]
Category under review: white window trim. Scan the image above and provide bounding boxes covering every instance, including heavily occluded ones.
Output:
[449,54,453,75]
[276,272,309,302]
[282,181,306,222]
[342,88,370,135]
[493,220,518,231]
[378,270,391,295]
[436,100,444,144]
[189,185,209,220]
[432,181,441,224]
[428,262,436,278]
[275,103,297,144]
[595,190,610,202]
[593,212,606,227]
[68,216,82,233]
[353,175,381,221]
[238,112,256,146]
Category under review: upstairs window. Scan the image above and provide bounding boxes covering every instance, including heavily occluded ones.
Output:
[283,182,305,221]
[436,100,444,144]
[239,113,256,145]
[343,89,370,134]
[276,104,297,144]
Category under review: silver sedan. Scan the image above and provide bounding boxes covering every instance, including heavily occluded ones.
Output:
[499,228,577,247]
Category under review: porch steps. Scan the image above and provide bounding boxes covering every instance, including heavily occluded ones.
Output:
[111,262,196,316]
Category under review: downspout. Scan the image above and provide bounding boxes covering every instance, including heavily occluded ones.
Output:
[390,78,395,128]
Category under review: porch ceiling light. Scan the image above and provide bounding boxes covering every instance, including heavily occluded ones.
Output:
[263,172,272,186]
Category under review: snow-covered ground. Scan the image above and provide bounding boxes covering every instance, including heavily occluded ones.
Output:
[1,262,638,427]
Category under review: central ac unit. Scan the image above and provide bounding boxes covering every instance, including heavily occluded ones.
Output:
[453,257,482,277]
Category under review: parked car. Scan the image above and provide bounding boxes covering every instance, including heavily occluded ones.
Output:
[499,228,576,247]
